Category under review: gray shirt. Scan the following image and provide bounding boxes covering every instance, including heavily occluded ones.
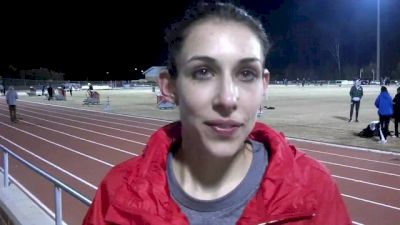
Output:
[167,140,269,225]
[6,89,18,106]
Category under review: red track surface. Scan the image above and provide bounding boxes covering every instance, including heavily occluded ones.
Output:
[0,99,399,225]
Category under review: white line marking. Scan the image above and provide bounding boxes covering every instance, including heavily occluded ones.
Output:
[333,175,400,191]
[42,105,164,127]
[352,221,364,225]
[342,193,400,211]
[21,104,157,131]
[12,107,150,138]
[320,160,400,177]
[17,99,171,122]
[300,148,400,167]
[288,137,400,156]
[0,109,147,146]
[4,114,138,156]
[18,101,157,131]
[0,135,98,189]
[24,106,157,131]
[0,121,114,168]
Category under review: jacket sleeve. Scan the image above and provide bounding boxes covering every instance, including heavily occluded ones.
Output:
[313,172,352,225]
[82,179,112,225]
[375,96,380,108]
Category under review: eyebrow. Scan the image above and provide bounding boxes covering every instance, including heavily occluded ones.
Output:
[186,56,262,64]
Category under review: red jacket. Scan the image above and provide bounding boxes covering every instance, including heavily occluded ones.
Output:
[83,122,351,225]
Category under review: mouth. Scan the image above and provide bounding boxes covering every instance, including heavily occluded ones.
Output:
[204,120,243,137]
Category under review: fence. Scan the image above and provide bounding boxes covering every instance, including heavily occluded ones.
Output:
[0,78,158,91]
[0,144,92,225]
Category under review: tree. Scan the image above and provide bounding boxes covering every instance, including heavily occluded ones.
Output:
[328,38,341,80]
[391,62,400,79]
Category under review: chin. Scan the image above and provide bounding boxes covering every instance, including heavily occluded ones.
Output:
[203,137,246,158]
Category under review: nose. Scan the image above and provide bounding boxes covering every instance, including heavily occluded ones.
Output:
[212,77,239,115]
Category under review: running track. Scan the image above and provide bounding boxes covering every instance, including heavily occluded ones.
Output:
[0,99,399,225]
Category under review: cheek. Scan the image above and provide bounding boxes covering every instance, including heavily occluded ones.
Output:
[177,86,211,118]
[241,85,264,111]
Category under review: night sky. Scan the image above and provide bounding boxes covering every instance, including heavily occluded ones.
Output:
[1,0,400,81]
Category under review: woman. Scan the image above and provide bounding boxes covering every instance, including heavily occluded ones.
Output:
[83,2,350,224]
[375,86,393,143]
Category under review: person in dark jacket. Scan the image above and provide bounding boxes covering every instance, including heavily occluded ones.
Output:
[349,79,363,122]
[47,85,53,100]
[374,86,393,143]
[393,87,400,137]
[83,2,350,225]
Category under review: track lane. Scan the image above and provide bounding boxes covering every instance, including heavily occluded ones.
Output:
[0,101,399,224]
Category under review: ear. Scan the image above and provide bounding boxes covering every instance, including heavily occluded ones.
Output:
[262,68,270,97]
[158,69,177,103]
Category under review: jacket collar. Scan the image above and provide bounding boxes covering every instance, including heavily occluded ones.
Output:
[106,122,316,224]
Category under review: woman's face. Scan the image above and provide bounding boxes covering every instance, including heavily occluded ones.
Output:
[172,19,268,157]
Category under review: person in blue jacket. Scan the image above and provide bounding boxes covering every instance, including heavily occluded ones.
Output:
[374,86,393,143]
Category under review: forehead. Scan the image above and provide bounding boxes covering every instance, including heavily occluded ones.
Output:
[179,19,263,62]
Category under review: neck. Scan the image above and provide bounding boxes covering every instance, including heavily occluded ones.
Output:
[172,141,253,200]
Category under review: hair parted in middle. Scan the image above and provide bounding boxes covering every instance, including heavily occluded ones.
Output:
[164,1,270,78]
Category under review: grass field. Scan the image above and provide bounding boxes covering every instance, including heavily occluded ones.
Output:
[18,84,400,153]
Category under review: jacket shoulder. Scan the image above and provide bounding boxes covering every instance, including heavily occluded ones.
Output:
[101,157,142,193]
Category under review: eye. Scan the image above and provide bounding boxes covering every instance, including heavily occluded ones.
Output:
[192,67,213,80]
[238,69,258,82]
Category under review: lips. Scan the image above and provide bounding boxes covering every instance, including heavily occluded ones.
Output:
[204,120,242,137]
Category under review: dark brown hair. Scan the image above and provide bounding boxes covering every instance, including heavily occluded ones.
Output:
[165,1,270,78]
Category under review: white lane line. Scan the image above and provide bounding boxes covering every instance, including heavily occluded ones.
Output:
[288,137,400,156]
[21,104,157,131]
[352,221,364,225]
[0,121,114,167]
[333,175,400,191]
[39,105,164,127]
[17,99,172,123]
[0,110,146,145]
[0,114,137,156]
[300,148,400,167]
[342,194,400,211]
[13,107,151,138]
[0,135,98,189]
[320,160,400,177]
[0,109,147,146]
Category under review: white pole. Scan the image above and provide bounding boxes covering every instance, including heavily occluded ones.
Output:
[377,0,381,81]
[3,152,9,187]
[55,186,62,225]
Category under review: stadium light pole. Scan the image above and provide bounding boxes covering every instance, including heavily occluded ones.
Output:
[376,0,380,82]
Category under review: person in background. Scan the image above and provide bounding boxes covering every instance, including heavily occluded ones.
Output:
[6,86,18,122]
[392,87,400,138]
[374,86,393,143]
[349,79,363,122]
[47,85,53,100]
[0,84,4,96]
[42,85,46,96]
[83,2,350,225]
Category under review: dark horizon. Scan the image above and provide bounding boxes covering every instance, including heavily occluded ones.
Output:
[1,0,400,81]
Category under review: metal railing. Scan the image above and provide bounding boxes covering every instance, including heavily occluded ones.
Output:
[0,144,92,225]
